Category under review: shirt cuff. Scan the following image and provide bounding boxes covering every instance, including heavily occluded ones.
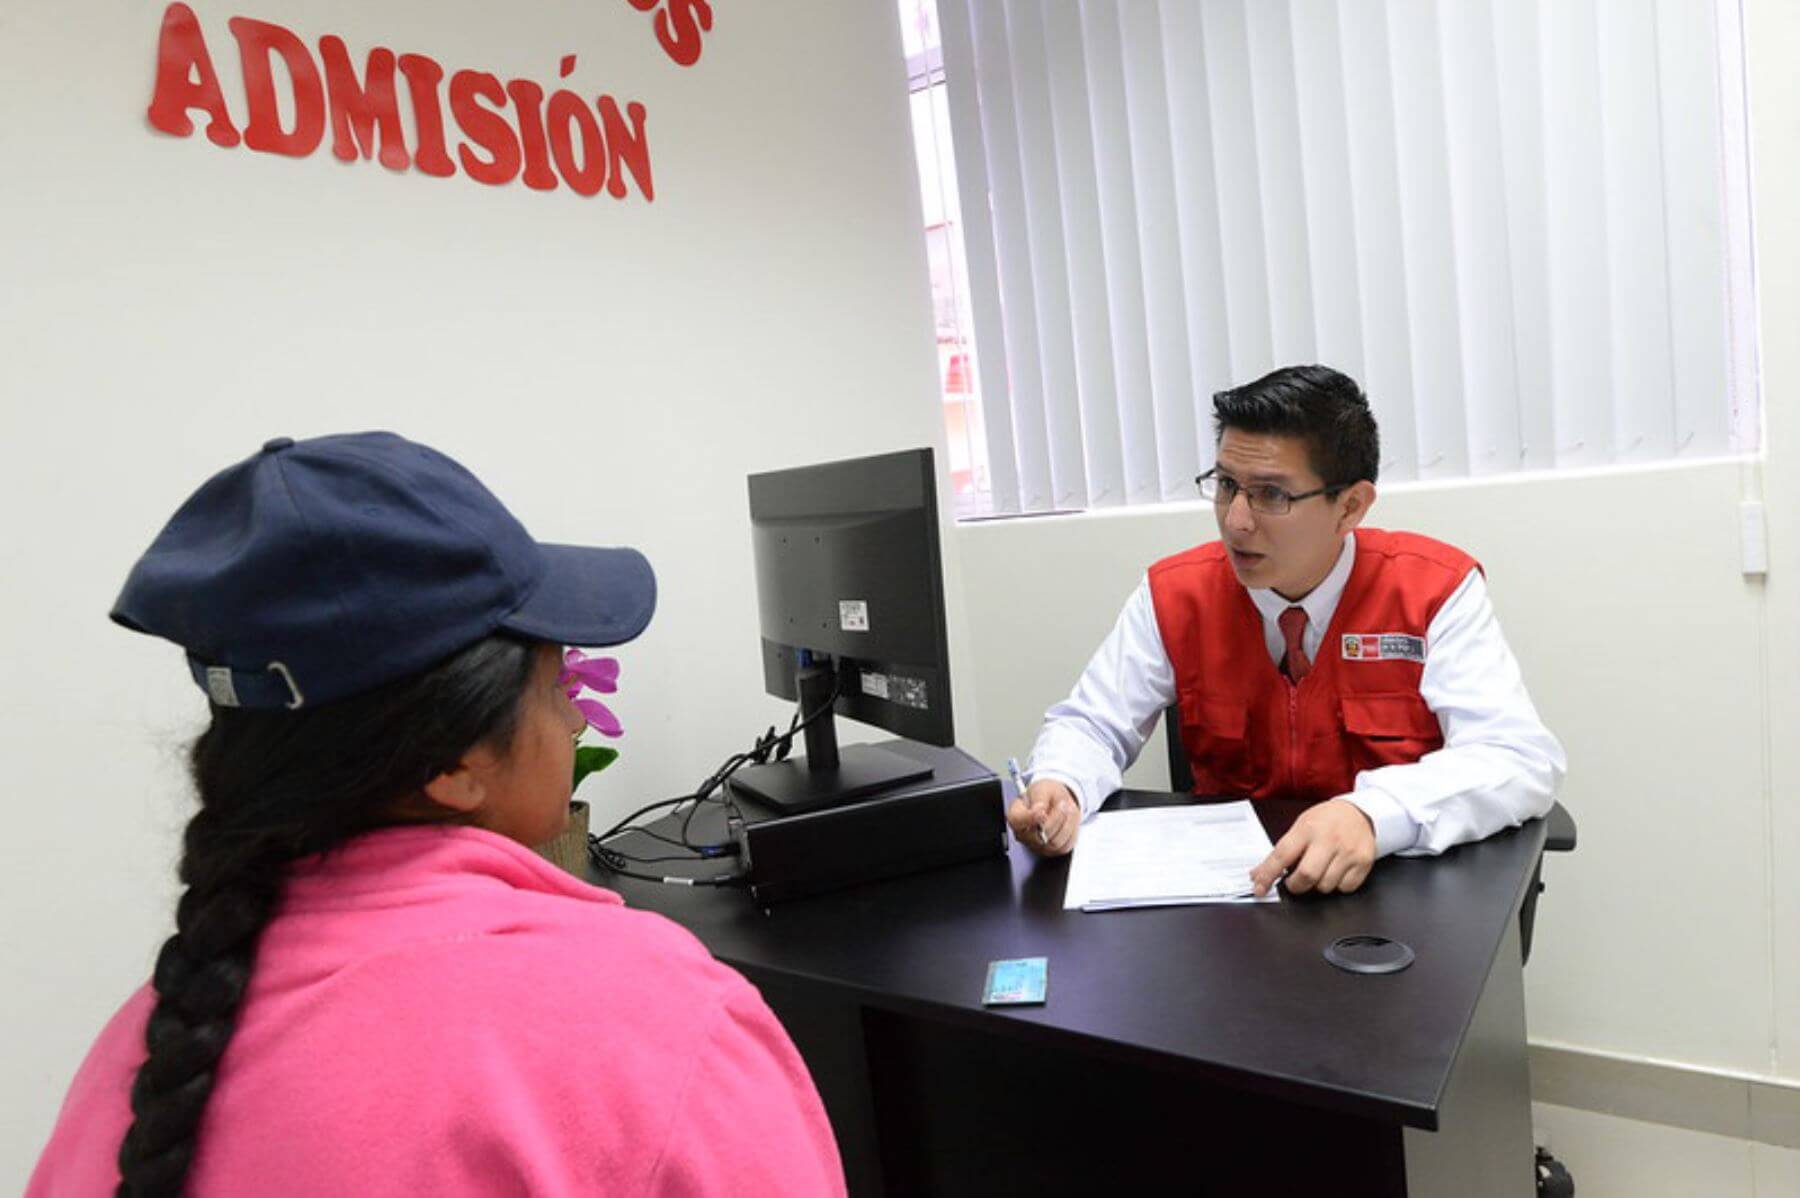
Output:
[1343,787,1419,858]
[1025,769,1095,819]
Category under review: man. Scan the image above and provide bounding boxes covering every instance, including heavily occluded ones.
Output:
[1009,365,1564,897]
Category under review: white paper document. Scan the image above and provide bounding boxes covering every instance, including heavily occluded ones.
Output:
[1062,801,1281,911]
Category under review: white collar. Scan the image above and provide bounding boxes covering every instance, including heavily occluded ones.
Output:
[1246,532,1357,630]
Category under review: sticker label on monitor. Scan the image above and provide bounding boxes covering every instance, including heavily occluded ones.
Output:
[861,670,928,710]
[839,600,870,632]
[890,676,929,709]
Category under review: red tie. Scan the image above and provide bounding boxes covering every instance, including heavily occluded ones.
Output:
[1279,606,1311,683]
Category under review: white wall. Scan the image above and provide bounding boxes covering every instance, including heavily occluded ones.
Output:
[0,0,946,1185]
[954,0,1800,1090]
[1747,0,1800,1095]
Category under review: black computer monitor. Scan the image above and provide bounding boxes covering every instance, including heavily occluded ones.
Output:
[729,447,954,813]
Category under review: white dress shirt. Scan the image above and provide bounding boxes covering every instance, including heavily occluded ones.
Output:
[1027,534,1566,858]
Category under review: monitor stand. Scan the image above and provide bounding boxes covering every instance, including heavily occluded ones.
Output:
[730,743,933,814]
[729,664,933,814]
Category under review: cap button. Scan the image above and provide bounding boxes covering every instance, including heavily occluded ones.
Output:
[262,436,296,454]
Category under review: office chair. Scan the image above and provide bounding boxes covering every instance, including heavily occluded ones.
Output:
[1160,708,1577,965]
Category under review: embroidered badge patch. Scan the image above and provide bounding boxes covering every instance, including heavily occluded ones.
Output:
[1341,634,1426,662]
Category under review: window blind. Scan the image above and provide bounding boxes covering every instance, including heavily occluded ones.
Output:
[931,0,1759,516]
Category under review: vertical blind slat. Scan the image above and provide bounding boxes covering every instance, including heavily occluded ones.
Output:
[1159,0,1233,478]
[1544,0,1614,467]
[1244,1,1316,366]
[1713,0,1760,453]
[967,0,1056,509]
[1440,0,1522,476]
[1080,0,1163,506]
[1491,0,1557,473]
[1656,0,1728,456]
[1289,1,1365,390]
[936,0,1023,513]
[1598,0,1678,463]
[1004,0,1091,508]
[1388,0,1469,478]
[1119,0,1202,500]
[1043,1,1127,506]
[1200,0,1277,383]
[1337,0,1420,480]
[1653,0,1730,458]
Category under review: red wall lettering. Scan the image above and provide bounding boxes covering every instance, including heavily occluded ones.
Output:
[146,3,240,147]
[319,37,410,171]
[229,17,326,157]
[449,70,521,186]
[599,97,653,202]
[653,0,713,68]
[396,54,456,179]
[624,0,713,67]
[506,80,560,192]
[547,89,607,198]
[145,6,666,203]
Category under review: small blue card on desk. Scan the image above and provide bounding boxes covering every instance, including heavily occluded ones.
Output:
[982,957,1048,1005]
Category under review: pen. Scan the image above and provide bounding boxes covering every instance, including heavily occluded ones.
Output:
[1007,757,1047,846]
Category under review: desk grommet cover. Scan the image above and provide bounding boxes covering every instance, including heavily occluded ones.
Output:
[1324,935,1415,975]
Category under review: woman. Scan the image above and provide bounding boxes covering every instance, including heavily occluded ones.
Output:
[29,432,845,1196]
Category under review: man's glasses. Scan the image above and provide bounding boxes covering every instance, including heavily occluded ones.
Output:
[1195,469,1343,516]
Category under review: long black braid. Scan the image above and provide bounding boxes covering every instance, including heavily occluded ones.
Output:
[114,635,538,1197]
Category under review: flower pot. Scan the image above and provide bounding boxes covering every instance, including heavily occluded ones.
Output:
[535,800,590,877]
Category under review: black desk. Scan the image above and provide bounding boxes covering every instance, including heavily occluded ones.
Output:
[593,787,1543,1197]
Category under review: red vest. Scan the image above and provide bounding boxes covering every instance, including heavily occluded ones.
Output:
[1148,529,1478,802]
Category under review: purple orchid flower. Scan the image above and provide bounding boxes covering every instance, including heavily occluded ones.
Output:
[561,648,623,738]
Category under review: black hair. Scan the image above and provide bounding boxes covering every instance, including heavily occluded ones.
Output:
[114,634,538,1197]
[1211,364,1381,486]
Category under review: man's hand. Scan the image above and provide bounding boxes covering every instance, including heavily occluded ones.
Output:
[1005,779,1081,857]
[1250,799,1376,897]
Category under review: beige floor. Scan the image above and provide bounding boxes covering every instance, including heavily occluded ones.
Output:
[1532,1103,1800,1197]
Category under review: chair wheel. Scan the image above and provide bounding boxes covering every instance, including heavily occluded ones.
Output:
[1535,1146,1575,1197]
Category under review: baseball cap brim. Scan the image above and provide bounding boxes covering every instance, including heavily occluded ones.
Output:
[501,543,657,648]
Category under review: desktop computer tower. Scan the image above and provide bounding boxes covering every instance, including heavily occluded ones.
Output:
[726,741,1006,905]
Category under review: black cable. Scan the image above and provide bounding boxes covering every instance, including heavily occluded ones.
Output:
[588,794,730,870]
[582,855,748,889]
[615,823,694,851]
[587,827,745,883]
[595,849,731,865]
[676,673,838,850]
[589,666,842,881]
[594,793,699,840]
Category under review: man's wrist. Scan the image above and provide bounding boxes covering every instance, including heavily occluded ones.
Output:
[1032,770,1086,817]
[1339,789,1416,857]
[1333,797,1375,835]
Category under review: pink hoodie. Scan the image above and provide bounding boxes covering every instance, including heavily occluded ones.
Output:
[29,825,845,1196]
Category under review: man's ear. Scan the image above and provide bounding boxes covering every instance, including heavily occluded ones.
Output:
[1336,480,1376,533]
[422,762,487,815]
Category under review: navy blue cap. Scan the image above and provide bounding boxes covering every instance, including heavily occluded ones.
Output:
[111,431,656,710]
